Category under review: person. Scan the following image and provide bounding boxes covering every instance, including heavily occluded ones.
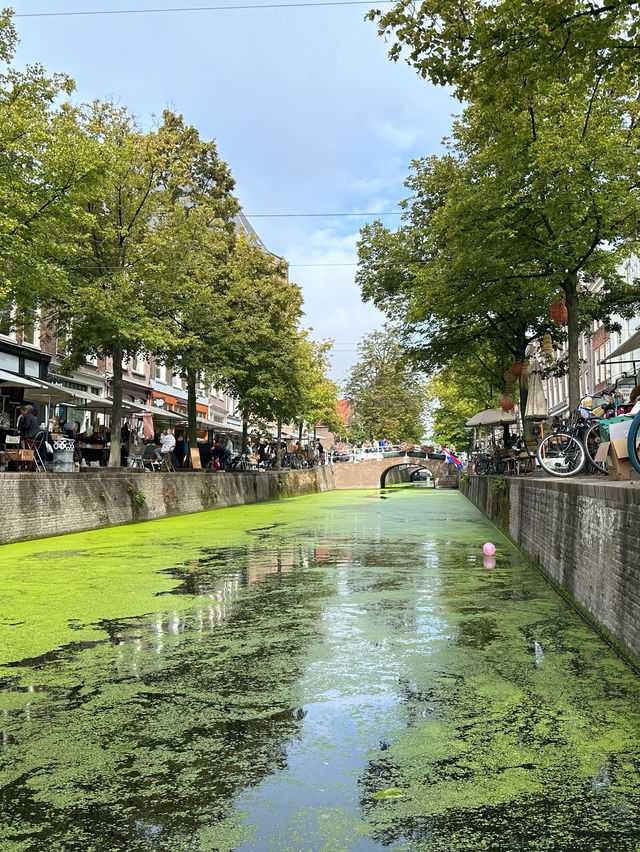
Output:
[212,440,226,470]
[120,422,131,466]
[154,429,176,463]
[316,439,325,464]
[17,405,39,470]
[225,435,234,467]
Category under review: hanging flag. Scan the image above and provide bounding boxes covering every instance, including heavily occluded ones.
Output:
[442,446,463,469]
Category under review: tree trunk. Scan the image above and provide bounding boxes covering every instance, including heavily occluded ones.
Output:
[108,343,123,467]
[564,274,580,411]
[276,419,282,469]
[187,367,198,459]
[242,415,248,454]
[518,385,534,439]
[298,421,303,445]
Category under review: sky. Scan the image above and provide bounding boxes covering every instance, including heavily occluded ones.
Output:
[9,1,456,383]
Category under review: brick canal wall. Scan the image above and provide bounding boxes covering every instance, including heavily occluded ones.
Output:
[463,475,640,668]
[0,467,335,546]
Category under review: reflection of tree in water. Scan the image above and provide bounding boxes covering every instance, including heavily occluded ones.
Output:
[0,541,332,851]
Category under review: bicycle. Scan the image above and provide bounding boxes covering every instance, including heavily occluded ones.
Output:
[472,446,505,476]
[626,406,640,474]
[537,395,618,477]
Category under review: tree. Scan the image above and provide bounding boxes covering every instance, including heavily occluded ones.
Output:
[292,336,341,443]
[213,238,305,454]
[57,103,177,466]
[358,76,640,410]
[0,12,98,330]
[145,110,239,454]
[426,354,500,448]
[366,0,640,411]
[368,0,640,102]
[345,327,426,443]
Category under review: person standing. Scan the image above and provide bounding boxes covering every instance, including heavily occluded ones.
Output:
[17,405,39,470]
[224,435,234,468]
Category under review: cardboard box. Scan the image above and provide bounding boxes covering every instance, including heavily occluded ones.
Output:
[608,438,633,481]
[609,419,632,442]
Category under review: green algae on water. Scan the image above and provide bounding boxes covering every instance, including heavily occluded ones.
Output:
[1,488,640,851]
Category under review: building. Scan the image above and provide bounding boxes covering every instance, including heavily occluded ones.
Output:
[544,256,640,413]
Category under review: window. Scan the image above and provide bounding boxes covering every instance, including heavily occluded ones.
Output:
[156,363,167,383]
[57,326,71,355]
[172,371,182,389]
[0,303,16,341]
[0,351,19,371]
[24,359,40,377]
[22,310,40,347]
[131,353,145,375]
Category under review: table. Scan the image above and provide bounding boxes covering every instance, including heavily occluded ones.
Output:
[77,443,107,467]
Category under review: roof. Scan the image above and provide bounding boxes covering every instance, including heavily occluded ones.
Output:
[234,211,283,262]
[337,399,354,425]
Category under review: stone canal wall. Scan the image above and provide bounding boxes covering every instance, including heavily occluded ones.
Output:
[0,467,335,546]
[463,475,640,668]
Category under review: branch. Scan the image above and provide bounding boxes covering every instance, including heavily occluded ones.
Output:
[582,72,603,139]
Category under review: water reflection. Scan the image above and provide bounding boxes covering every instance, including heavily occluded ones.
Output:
[0,490,640,851]
[0,541,330,851]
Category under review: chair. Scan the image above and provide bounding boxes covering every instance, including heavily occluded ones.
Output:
[159,451,175,472]
[127,443,146,471]
[498,447,517,474]
[516,439,538,475]
[33,431,47,472]
[141,443,160,471]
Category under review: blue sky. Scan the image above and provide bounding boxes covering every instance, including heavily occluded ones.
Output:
[10,1,456,382]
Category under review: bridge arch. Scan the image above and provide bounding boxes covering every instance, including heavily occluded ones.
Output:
[380,462,438,488]
[330,453,457,490]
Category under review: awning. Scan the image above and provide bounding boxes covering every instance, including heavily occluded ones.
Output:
[604,328,640,362]
[176,417,218,429]
[21,378,76,404]
[0,369,45,389]
[465,409,517,427]
[56,385,111,408]
[129,402,183,421]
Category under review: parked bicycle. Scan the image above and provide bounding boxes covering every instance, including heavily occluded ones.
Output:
[472,446,505,476]
[537,394,620,477]
[626,407,640,474]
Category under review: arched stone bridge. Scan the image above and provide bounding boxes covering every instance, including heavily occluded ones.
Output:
[331,453,459,490]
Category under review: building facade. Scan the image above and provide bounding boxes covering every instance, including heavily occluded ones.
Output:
[544,256,640,413]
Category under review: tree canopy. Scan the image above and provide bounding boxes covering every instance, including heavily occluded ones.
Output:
[345,326,426,443]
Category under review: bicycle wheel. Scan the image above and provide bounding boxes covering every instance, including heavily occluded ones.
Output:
[475,455,491,476]
[627,410,640,475]
[537,432,586,477]
[583,423,607,473]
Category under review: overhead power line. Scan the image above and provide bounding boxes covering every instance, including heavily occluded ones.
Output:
[246,212,403,217]
[15,2,393,18]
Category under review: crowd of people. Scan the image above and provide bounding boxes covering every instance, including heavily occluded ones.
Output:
[4,407,335,472]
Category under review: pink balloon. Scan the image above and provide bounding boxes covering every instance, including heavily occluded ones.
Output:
[483,542,496,556]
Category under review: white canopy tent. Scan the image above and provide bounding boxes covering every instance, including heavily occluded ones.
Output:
[0,369,44,389]
[603,327,640,363]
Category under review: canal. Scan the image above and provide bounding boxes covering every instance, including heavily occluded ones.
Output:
[1,487,640,851]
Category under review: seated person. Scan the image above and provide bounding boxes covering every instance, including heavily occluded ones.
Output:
[212,440,226,469]
[154,429,176,461]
